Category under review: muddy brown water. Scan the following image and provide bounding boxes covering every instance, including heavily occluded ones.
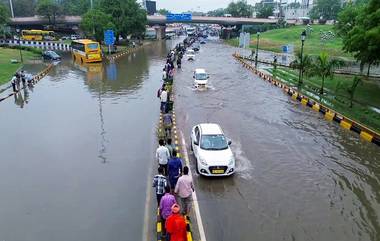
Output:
[174,40,380,241]
[0,38,379,241]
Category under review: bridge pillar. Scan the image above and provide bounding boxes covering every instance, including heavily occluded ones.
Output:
[154,25,166,40]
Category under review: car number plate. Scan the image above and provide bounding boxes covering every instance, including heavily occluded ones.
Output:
[212,169,224,174]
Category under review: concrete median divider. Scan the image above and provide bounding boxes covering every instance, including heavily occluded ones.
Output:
[233,53,380,147]
[106,43,152,61]
[155,47,195,241]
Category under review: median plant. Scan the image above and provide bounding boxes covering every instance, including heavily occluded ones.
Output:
[289,52,312,87]
[309,52,343,95]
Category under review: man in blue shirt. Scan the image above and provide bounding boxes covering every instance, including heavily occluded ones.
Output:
[167,150,183,190]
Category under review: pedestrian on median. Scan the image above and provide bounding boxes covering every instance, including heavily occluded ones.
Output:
[168,149,183,190]
[153,166,168,206]
[160,185,177,238]
[21,70,26,86]
[11,75,18,92]
[160,87,168,113]
[163,111,173,138]
[156,139,170,176]
[15,72,21,90]
[165,138,175,157]
[175,166,194,216]
[163,68,167,81]
[166,203,187,241]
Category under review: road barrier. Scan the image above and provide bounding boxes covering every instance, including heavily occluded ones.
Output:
[0,64,53,103]
[233,53,380,147]
[0,39,71,51]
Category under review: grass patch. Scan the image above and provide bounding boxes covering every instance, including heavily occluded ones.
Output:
[227,25,352,58]
[0,47,40,85]
[267,67,380,132]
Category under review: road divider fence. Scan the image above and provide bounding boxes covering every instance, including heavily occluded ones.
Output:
[233,53,380,147]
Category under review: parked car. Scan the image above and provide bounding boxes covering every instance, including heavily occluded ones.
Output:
[191,123,235,176]
[193,68,208,87]
[200,39,206,44]
[42,51,61,61]
[70,34,80,40]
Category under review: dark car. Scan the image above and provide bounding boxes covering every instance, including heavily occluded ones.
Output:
[42,51,61,61]
[200,39,206,44]
[192,43,200,51]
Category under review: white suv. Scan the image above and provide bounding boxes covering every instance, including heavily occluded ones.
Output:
[190,123,235,176]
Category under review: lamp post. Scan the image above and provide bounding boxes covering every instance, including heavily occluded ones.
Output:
[16,28,23,63]
[255,31,260,69]
[298,30,306,88]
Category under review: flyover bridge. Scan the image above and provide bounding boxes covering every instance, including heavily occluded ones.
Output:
[9,15,278,27]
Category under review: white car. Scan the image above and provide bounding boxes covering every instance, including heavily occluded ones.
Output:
[193,68,209,87]
[191,123,235,176]
[186,49,195,61]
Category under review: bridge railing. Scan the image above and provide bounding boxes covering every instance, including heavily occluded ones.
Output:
[0,39,71,52]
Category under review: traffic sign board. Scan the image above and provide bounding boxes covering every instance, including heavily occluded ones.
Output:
[166,13,192,22]
[104,30,115,45]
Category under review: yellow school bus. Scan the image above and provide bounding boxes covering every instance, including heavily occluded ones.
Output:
[21,30,55,41]
[71,39,102,63]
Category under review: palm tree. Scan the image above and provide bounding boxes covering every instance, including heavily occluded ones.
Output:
[347,76,362,108]
[310,52,342,95]
[289,52,312,86]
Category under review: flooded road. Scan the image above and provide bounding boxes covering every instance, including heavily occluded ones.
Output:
[174,40,380,241]
[0,41,177,241]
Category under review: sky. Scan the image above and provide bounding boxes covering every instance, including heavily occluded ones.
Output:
[154,0,257,13]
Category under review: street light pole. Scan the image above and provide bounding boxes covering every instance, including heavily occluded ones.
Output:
[255,31,260,69]
[9,0,14,18]
[16,28,23,63]
[298,30,306,88]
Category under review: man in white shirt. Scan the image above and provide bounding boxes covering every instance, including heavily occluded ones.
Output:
[11,75,17,92]
[160,88,168,113]
[156,139,170,176]
[162,69,167,81]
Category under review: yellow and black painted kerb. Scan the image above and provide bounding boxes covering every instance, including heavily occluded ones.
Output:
[0,64,53,103]
[156,49,194,241]
[233,53,380,147]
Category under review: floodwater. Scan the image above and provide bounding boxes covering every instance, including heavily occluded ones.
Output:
[0,40,178,241]
[174,40,380,241]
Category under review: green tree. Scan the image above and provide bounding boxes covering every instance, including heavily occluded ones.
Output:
[0,2,8,25]
[290,52,313,86]
[157,8,170,15]
[226,0,253,17]
[0,2,9,38]
[338,0,380,76]
[207,8,226,17]
[310,52,342,94]
[5,0,36,17]
[81,9,114,42]
[99,0,147,39]
[61,0,90,15]
[309,0,341,20]
[36,0,61,25]
[256,4,274,18]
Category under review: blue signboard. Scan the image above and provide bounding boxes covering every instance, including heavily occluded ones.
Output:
[166,13,192,22]
[104,30,115,45]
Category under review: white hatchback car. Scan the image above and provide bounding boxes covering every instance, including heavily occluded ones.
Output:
[193,68,209,87]
[191,123,235,176]
[186,49,195,61]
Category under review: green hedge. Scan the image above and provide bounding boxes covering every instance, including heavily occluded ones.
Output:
[0,44,42,55]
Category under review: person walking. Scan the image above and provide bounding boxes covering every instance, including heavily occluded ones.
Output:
[163,112,173,139]
[160,186,177,238]
[167,149,182,190]
[174,166,194,216]
[165,138,175,157]
[162,69,167,81]
[21,70,26,86]
[156,139,170,176]
[11,75,17,92]
[166,204,187,241]
[153,166,168,206]
[160,88,168,113]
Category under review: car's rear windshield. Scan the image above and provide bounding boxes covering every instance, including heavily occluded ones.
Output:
[87,43,99,50]
[200,134,228,150]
